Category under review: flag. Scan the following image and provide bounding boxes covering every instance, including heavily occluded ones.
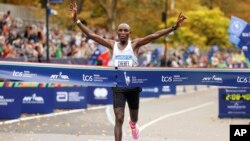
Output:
[98,50,110,66]
[88,48,101,65]
[239,24,250,44]
[229,35,241,48]
[228,16,248,37]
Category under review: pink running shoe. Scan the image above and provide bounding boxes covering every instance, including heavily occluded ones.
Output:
[129,120,139,140]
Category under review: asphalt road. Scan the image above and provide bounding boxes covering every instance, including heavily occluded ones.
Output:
[0,86,249,141]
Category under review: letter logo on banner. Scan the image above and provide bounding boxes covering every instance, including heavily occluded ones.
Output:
[50,72,69,81]
[202,75,223,83]
[56,91,84,102]
[56,92,68,102]
[242,46,248,51]
[161,76,173,82]
[142,87,159,93]
[12,70,37,78]
[13,70,23,77]
[124,72,130,86]
[82,74,93,82]
[237,76,250,83]
[94,88,108,99]
[162,86,170,92]
[23,93,44,104]
[227,102,246,110]
[0,95,15,106]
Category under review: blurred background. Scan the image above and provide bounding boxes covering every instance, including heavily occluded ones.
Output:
[0,0,249,68]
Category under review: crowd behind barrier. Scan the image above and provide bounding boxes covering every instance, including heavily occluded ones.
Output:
[0,9,249,68]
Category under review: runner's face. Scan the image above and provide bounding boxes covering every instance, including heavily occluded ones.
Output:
[117,24,130,42]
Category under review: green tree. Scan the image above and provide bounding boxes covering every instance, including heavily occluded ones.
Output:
[167,7,231,51]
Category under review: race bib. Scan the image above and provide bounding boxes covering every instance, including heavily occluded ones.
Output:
[114,55,133,67]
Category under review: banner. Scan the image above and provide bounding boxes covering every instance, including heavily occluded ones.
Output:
[87,87,113,105]
[55,87,87,109]
[0,61,116,87]
[0,88,22,119]
[219,88,250,118]
[2,61,250,87]
[116,67,250,87]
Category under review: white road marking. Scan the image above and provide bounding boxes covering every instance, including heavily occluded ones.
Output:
[105,106,115,126]
[139,101,214,132]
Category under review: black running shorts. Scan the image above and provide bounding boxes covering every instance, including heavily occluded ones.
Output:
[112,87,142,110]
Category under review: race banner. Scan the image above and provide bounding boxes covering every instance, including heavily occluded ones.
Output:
[0,61,117,87]
[1,61,250,87]
[219,88,250,118]
[116,67,250,87]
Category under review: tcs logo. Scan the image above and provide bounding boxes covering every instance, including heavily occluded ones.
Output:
[82,74,93,81]
[12,71,23,77]
[161,76,172,82]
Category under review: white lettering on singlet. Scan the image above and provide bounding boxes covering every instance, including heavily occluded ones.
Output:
[115,55,133,67]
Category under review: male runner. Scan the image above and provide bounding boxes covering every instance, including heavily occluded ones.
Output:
[70,1,186,141]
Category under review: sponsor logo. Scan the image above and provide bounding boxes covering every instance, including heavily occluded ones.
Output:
[0,95,15,106]
[162,75,188,83]
[162,86,171,92]
[22,93,44,104]
[50,72,69,81]
[237,76,250,83]
[56,92,68,102]
[242,46,248,51]
[82,74,109,83]
[82,74,93,82]
[202,75,222,83]
[94,88,108,99]
[124,72,130,86]
[227,102,246,110]
[56,91,84,102]
[161,76,173,82]
[242,32,250,37]
[12,70,37,78]
[142,87,159,93]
